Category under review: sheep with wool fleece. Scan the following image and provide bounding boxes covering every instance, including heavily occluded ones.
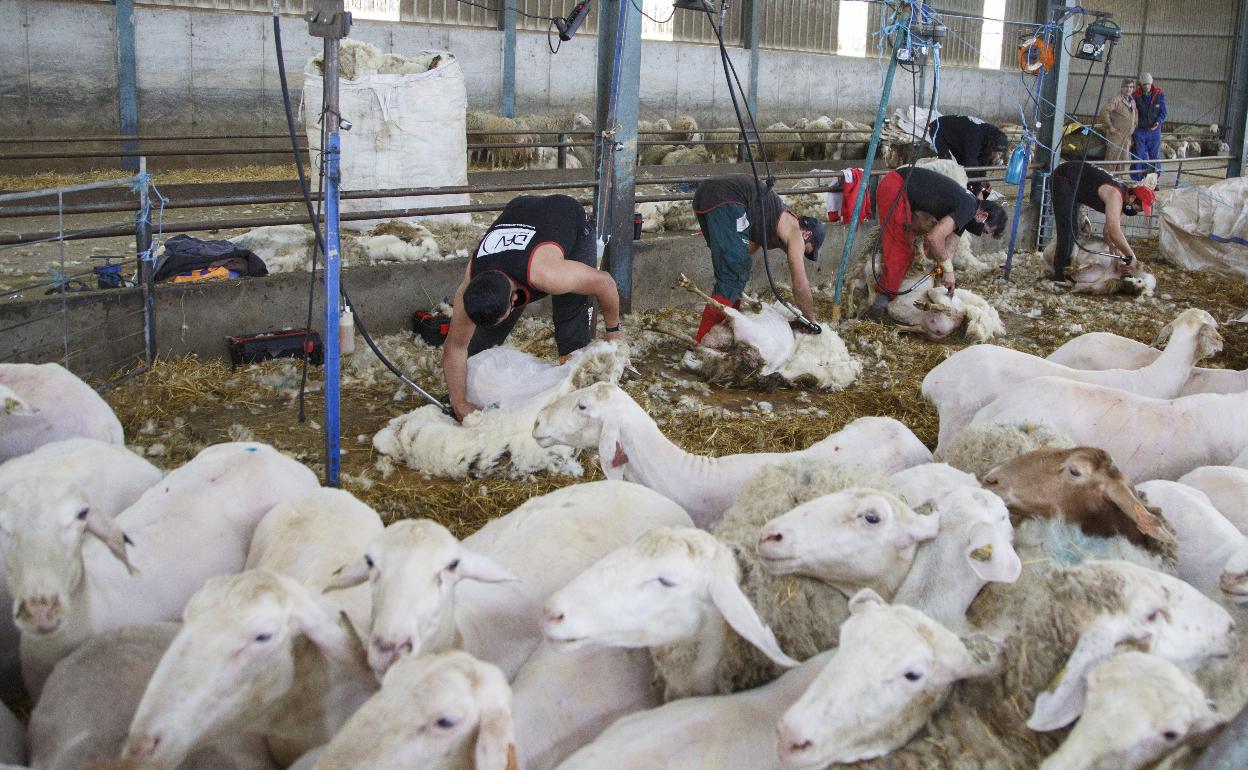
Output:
[967,376,1248,482]
[374,341,627,479]
[0,363,124,464]
[936,419,1076,478]
[781,559,1233,769]
[533,382,930,529]
[883,271,1007,343]
[1176,465,1248,533]
[312,651,515,770]
[0,701,18,767]
[923,307,1222,452]
[776,589,1001,769]
[328,480,690,680]
[123,570,377,770]
[554,650,836,770]
[27,623,277,770]
[5,441,319,697]
[1046,327,1248,396]
[981,446,1175,546]
[1133,479,1248,601]
[0,438,162,700]
[328,482,690,770]
[1037,651,1223,770]
[243,487,385,637]
[541,526,801,700]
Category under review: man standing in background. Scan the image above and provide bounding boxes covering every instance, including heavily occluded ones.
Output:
[1132,73,1166,180]
[1098,78,1138,167]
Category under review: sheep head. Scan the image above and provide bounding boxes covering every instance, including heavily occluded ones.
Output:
[315,651,517,770]
[776,590,1001,769]
[0,477,135,636]
[124,569,367,770]
[532,382,632,480]
[541,527,796,671]
[1038,652,1222,770]
[327,519,519,680]
[982,447,1174,548]
[1160,308,1223,363]
[757,488,939,599]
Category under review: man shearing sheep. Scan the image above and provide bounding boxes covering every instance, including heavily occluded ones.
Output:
[442,194,625,421]
[924,114,1010,198]
[868,165,1007,322]
[691,174,826,342]
[1047,160,1155,283]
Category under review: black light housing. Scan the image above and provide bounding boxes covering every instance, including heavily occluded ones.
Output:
[672,0,714,12]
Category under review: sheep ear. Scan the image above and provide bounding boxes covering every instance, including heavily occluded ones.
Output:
[457,550,520,585]
[284,576,359,663]
[473,669,517,770]
[325,556,370,592]
[708,572,798,668]
[1027,617,1126,731]
[1105,482,1175,546]
[952,633,1004,679]
[1152,319,1176,346]
[1198,324,1224,360]
[85,511,138,576]
[965,522,1022,583]
[597,417,626,482]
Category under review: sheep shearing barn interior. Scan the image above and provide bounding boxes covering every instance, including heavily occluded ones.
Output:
[3,0,1248,765]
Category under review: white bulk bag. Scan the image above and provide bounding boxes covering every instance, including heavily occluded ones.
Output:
[1158,176,1248,279]
[303,44,469,230]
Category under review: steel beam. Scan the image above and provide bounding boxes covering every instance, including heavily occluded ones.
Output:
[1228,0,1248,176]
[1037,0,1075,174]
[501,0,517,117]
[114,0,140,172]
[745,0,761,116]
[593,0,642,312]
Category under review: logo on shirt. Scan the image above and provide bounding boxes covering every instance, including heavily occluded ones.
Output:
[476,225,536,258]
[736,214,750,233]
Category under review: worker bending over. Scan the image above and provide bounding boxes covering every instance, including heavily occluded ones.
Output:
[925,114,1009,197]
[443,194,624,421]
[869,165,1006,321]
[1048,160,1154,282]
[691,174,826,341]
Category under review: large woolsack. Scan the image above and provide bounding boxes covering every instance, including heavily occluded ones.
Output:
[304,40,469,230]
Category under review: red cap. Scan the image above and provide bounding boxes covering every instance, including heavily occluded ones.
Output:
[1131,185,1155,216]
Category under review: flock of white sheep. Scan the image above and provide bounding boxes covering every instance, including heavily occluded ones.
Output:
[1,289,1247,769]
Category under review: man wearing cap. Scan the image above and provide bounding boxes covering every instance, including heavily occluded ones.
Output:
[1048,160,1155,282]
[691,174,825,341]
[924,114,1010,198]
[442,194,625,421]
[867,165,1007,322]
[1132,73,1166,181]
[1098,78,1138,165]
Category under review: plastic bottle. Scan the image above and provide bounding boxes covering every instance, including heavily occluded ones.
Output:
[1005,143,1028,186]
[339,308,355,356]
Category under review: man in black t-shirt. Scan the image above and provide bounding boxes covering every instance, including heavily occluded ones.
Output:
[442,194,625,421]
[1048,160,1155,282]
[869,166,1006,321]
[690,175,826,341]
[926,115,1010,198]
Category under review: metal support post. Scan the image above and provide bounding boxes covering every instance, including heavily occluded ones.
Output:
[745,0,761,116]
[135,157,156,363]
[307,0,351,487]
[1227,0,1248,176]
[1037,0,1075,173]
[593,0,642,311]
[115,0,140,172]
[501,0,518,117]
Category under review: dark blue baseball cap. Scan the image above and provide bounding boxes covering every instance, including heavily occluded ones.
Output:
[798,215,826,262]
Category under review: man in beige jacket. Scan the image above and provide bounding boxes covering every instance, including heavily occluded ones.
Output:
[1098,78,1138,165]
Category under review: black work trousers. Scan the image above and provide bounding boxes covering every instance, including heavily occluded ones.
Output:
[467,225,597,358]
[1049,171,1080,282]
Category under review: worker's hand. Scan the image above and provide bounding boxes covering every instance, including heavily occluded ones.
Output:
[452,400,480,422]
[1122,255,1138,275]
[604,329,627,344]
[941,269,957,296]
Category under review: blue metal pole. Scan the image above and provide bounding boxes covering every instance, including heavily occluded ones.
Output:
[1004,68,1046,279]
[115,0,140,172]
[832,51,899,310]
[501,0,517,117]
[322,37,342,487]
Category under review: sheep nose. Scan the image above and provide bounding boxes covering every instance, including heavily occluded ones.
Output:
[18,595,63,633]
[789,739,813,753]
[983,474,999,486]
[761,531,784,543]
[372,636,413,656]
[542,607,565,627]
[126,732,162,759]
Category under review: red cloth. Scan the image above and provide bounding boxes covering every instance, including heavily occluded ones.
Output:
[875,170,916,297]
[839,168,872,223]
[695,295,738,342]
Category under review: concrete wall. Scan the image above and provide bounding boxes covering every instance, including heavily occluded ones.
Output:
[1,0,1043,145]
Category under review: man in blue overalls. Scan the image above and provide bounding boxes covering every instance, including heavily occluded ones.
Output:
[1132,73,1166,181]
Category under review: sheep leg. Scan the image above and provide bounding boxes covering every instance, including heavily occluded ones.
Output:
[675,273,727,308]
[640,322,700,348]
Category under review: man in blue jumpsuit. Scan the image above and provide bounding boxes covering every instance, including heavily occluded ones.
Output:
[1132,73,1166,181]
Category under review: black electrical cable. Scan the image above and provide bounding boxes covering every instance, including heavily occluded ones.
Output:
[702,2,819,333]
[271,6,454,416]
[630,0,676,25]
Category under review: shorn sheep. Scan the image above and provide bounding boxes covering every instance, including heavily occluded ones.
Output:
[311,651,515,770]
[1047,325,1248,396]
[5,442,318,697]
[533,382,930,529]
[923,308,1221,451]
[966,376,1248,482]
[0,363,124,463]
[1176,465,1248,532]
[1134,479,1248,600]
